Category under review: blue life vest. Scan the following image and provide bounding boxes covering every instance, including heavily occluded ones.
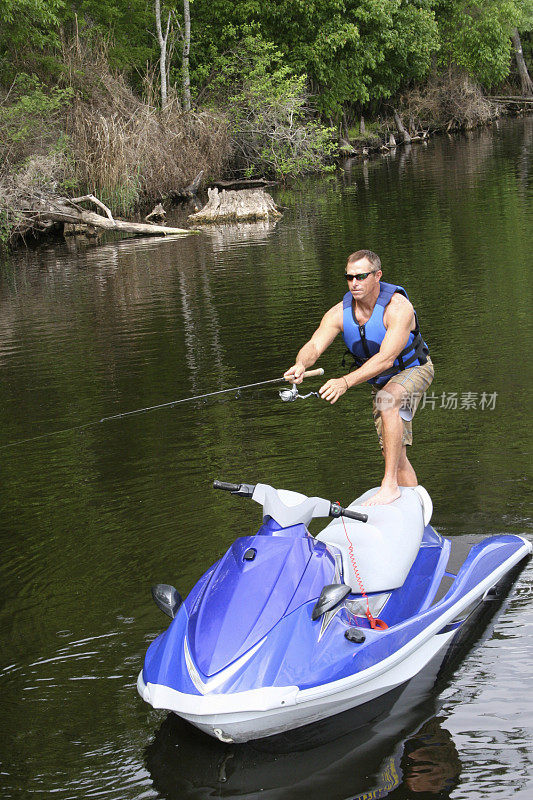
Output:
[342,281,429,388]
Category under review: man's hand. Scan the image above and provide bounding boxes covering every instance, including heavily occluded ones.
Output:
[319,377,349,404]
[284,304,343,387]
[283,363,307,385]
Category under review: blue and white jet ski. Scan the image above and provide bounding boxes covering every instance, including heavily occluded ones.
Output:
[137,480,531,743]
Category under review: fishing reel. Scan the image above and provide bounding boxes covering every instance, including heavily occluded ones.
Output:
[279,384,320,402]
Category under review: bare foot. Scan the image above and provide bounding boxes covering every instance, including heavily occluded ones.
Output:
[362,485,401,506]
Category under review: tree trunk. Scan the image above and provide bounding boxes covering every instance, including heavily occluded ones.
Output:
[341,112,350,140]
[182,0,191,112]
[393,109,411,144]
[155,0,171,109]
[512,29,533,97]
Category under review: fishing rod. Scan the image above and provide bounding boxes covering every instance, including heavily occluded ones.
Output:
[1,368,324,449]
[99,368,324,422]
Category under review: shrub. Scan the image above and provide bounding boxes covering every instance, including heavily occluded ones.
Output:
[62,39,232,214]
[0,74,73,167]
[203,33,337,179]
[401,70,497,131]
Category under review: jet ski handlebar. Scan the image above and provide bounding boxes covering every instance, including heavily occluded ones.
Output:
[213,480,368,522]
[213,480,256,498]
[329,502,368,523]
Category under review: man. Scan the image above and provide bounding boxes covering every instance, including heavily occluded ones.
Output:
[284,250,434,506]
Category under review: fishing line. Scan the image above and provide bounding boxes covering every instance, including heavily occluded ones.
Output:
[0,421,100,450]
[1,368,324,450]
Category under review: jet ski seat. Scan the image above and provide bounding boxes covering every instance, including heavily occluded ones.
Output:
[316,487,429,594]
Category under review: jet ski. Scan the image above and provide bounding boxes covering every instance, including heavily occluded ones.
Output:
[137,480,531,743]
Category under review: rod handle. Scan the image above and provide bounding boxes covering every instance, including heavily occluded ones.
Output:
[301,368,324,379]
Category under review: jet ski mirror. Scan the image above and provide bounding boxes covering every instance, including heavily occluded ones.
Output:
[151,584,183,619]
[312,584,351,621]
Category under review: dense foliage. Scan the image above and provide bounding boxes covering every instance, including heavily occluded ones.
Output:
[434,0,528,85]
[0,0,531,205]
[192,0,440,117]
[2,1,531,110]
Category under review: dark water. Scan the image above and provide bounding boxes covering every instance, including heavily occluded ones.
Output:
[1,117,532,799]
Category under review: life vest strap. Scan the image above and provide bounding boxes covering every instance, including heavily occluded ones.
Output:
[342,331,428,381]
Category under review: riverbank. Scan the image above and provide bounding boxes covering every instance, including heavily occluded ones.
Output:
[343,72,533,157]
[1,59,530,249]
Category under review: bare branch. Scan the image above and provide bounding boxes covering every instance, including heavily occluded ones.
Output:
[68,194,114,220]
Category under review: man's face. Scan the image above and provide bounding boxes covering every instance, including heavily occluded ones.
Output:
[345,257,381,301]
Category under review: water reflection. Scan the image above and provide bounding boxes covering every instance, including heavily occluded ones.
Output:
[394,718,461,798]
[144,679,461,800]
[195,220,280,253]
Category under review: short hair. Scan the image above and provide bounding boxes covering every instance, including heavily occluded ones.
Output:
[347,250,381,271]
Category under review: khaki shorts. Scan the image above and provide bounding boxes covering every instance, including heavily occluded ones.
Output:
[372,356,434,447]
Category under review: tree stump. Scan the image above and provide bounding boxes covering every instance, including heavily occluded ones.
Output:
[145,203,166,223]
[170,170,204,202]
[188,188,282,224]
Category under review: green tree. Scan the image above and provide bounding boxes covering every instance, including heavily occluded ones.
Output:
[200,32,336,177]
[269,0,439,115]
[0,0,65,82]
[434,0,523,86]
[191,0,439,119]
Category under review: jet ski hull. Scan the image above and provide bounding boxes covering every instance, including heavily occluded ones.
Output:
[138,535,530,742]
[138,626,457,742]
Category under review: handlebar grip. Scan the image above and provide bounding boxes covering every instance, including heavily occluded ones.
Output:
[302,368,324,379]
[329,502,368,523]
[213,480,241,492]
[343,508,368,523]
[213,480,256,498]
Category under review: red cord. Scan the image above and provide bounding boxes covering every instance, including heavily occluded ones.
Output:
[339,506,388,631]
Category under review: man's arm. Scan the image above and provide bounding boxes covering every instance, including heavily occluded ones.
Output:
[319,295,414,403]
[284,303,343,384]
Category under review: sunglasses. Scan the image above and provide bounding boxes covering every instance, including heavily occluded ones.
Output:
[345,271,375,281]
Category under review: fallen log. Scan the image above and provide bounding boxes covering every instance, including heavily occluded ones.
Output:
[209,177,277,190]
[18,195,193,238]
[188,188,282,224]
[488,95,533,102]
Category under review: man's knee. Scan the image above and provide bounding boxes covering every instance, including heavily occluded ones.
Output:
[375,388,404,418]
